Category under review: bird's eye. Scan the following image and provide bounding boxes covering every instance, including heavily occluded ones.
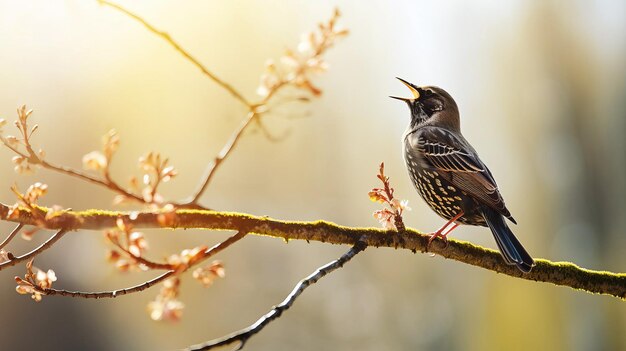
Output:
[432,101,443,111]
[421,97,443,116]
[418,88,433,98]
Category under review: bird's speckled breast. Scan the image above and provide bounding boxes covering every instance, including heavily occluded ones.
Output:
[403,139,486,226]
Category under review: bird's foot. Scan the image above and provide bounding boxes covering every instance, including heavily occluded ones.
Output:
[424,212,464,252]
[425,221,460,252]
[426,230,450,251]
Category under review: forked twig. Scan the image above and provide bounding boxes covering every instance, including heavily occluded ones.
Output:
[96,1,346,205]
[38,230,247,299]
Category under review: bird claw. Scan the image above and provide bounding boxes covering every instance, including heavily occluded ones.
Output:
[425,215,462,252]
[426,231,449,251]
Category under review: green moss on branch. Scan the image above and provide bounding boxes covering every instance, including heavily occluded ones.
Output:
[1,203,624,300]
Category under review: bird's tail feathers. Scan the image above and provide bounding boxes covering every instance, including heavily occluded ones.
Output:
[482,206,534,273]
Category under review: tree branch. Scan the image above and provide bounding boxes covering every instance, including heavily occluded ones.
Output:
[96,1,347,207]
[0,229,67,271]
[35,230,247,299]
[97,0,250,106]
[1,203,624,299]
[0,133,202,210]
[0,223,24,251]
[187,111,258,203]
[40,271,173,299]
[185,238,368,351]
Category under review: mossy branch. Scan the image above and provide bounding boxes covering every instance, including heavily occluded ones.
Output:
[1,202,624,300]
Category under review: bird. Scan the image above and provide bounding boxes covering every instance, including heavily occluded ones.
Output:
[391,77,534,273]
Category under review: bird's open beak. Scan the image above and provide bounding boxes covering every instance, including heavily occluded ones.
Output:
[390,77,420,102]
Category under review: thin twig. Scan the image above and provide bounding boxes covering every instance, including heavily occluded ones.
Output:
[40,158,147,203]
[185,238,368,351]
[121,249,173,271]
[1,134,206,209]
[187,112,258,203]
[186,45,327,203]
[254,117,291,143]
[2,134,155,206]
[39,230,247,299]
[0,229,67,271]
[97,0,250,107]
[2,109,152,205]
[195,231,248,266]
[0,223,24,251]
[41,271,173,299]
[0,136,29,159]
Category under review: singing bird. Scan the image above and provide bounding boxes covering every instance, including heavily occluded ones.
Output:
[392,78,534,273]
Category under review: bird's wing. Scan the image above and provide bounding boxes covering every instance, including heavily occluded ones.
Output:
[409,127,515,223]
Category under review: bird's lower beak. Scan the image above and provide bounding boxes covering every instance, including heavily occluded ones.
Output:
[392,77,421,100]
[389,95,412,102]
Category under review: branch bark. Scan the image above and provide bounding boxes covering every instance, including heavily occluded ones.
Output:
[1,203,624,300]
[186,238,368,350]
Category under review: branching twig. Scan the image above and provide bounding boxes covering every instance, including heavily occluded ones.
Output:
[97,1,346,205]
[1,204,624,299]
[1,115,200,209]
[369,162,408,231]
[0,229,67,271]
[36,230,247,299]
[185,238,368,351]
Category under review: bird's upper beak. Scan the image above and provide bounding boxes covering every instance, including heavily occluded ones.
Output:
[390,77,420,102]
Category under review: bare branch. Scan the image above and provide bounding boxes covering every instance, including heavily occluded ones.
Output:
[185,238,368,351]
[97,0,250,106]
[0,223,24,251]
[38,158,147,203]
[187,111,258,203]
[117,248,173,271]
[39,271,173,299]
[37,230,247,299]
[1,203,624,299]
[0,229,67,271]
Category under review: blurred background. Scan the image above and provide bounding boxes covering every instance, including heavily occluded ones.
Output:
[1,0,625,350]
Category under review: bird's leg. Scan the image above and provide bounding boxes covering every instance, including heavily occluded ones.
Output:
[438,223,460,248]
[426,211,464,251]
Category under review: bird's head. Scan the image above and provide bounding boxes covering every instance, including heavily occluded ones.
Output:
[391,78,459,131]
